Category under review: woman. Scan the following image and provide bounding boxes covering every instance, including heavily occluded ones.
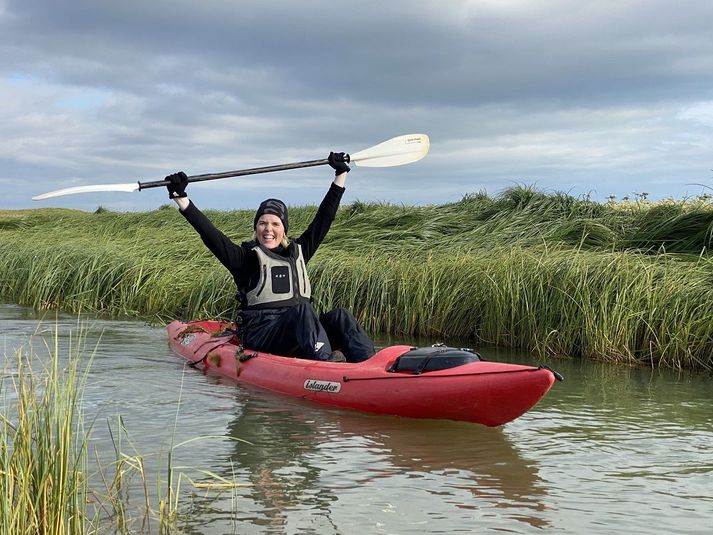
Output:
[166,151,375,363]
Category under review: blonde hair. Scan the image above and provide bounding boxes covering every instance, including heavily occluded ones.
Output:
[252,231,290,248]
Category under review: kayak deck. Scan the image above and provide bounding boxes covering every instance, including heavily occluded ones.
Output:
[167,319,559,426]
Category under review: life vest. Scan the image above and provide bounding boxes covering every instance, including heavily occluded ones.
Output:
[242,243,312,309]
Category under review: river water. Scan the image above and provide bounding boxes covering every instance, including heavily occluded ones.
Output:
[1,303,711,534]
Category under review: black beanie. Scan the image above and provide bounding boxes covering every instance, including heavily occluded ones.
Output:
[254,198,288,234]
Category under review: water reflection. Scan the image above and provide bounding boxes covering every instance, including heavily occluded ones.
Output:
[219,385,550,532]
[226,400,338,532]
[5,303,712,534]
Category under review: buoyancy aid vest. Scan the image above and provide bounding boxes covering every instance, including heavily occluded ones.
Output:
[242,243,312,309]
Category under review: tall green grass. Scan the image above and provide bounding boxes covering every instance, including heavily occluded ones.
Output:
[0,329,244,534]
[2,186,713,369]
[313,246,713,369]
[1,332,91,534]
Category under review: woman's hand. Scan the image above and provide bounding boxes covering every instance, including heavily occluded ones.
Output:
[166,171,190,209]
[328,152,350,187]
[166,171,188,199]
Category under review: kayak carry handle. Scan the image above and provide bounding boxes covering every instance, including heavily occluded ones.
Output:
[539,365,564,381]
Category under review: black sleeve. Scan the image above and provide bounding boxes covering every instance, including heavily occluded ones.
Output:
[295,183,345,263]
[179,201,250,278]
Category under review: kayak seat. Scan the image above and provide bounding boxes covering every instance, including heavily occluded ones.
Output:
[387,346,481,374]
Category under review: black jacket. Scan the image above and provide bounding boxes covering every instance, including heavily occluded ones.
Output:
[179,183,345,297]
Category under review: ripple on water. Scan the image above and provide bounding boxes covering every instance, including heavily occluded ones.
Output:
[2,304,712,534]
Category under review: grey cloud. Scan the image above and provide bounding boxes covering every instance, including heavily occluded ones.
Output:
[2,1,713,210]
[6,0,713,106]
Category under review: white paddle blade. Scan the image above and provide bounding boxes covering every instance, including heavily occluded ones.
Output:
[351,134,430,168]
[32,182,140,200]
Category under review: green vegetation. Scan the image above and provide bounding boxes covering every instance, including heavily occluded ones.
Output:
[0,330,243,534]
[2,186,713,370]
[0,337,90,534]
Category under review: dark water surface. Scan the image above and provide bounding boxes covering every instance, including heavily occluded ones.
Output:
[1,304,711,534]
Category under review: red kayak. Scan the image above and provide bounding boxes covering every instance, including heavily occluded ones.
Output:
[167,320,561,426]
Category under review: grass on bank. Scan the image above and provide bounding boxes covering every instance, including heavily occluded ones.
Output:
[2,186,713,370]
[0,338,90,534]
[0,329,244,534]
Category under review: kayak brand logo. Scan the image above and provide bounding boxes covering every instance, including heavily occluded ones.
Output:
[303,379,341,393]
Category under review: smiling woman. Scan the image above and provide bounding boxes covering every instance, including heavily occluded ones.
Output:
[166,151,375,364]
[253,200,289,248]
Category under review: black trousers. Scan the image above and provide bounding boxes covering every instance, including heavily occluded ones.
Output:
[239,303,375,363]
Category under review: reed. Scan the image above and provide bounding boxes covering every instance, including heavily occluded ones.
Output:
[311,246,713,369]
[0,329,244,534]
[0,331,91,534]
[2,186,713,369]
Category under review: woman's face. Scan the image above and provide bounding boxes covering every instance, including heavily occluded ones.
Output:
[256,214,285,249]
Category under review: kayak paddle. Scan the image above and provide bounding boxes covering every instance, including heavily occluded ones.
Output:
[32,134,430,201]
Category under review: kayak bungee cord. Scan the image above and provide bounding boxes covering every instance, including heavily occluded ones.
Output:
[342,366,564,382]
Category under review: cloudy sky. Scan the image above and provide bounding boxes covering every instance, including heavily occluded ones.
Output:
[2,0,713,211]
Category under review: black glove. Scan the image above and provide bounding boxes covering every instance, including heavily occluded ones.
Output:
[328,152,350,175]
[165,172,188,199]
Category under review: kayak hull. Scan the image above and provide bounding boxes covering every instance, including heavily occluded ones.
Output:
[167,320,556,426]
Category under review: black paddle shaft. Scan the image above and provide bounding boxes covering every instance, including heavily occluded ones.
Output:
[137,158,331,190]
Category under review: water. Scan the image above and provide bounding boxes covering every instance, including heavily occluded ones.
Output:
[1,303,711,534]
